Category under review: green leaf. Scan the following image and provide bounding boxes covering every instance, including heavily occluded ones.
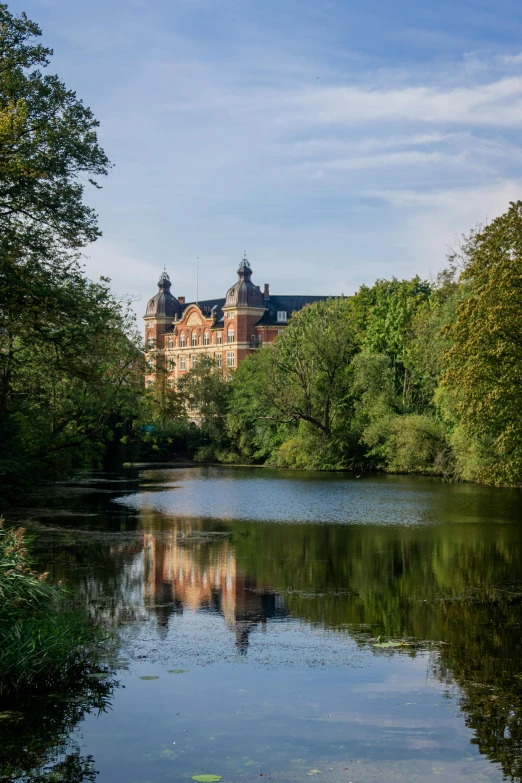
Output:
[191,775,222,782]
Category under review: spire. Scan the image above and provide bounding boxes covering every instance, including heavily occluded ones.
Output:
[225,255,263,308]
[144,269,181,318]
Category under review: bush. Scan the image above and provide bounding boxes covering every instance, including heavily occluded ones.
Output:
[0,521,103,696]
[363,413,448,474]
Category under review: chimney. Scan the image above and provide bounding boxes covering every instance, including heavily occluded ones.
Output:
[178,296,185,305]
[263,283,269,299]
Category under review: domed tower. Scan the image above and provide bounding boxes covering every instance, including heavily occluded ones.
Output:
[222,255,266,369]
[225,256,264,309]
[144,271,181,353]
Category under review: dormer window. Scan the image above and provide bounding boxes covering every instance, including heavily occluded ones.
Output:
[277,311,287,323]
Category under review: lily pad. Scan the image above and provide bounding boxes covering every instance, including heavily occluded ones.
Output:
[139,675,159,680]
[168,669,189,674]
[191,776,222,782]
[308,770,322,775]
[373,641,406,648]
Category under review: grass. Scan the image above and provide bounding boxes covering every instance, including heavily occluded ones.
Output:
[0,519,104,696]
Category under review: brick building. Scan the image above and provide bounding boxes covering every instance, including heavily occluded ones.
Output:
[144,256,328,385]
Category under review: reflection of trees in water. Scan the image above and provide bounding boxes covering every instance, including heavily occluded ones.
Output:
[32,512,522,779]
[0,677,115,783]
[231,521,522,781]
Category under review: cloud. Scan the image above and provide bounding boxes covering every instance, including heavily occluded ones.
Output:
[21,0,522,319]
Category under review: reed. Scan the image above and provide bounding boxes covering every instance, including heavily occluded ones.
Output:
[0,520,102,696]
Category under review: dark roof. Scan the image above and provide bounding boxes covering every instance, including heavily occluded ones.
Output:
[255,295,330,326]
[181,298,226,327]
[144,272,182,319]
[158,294,333,331]
[225,259,264,308]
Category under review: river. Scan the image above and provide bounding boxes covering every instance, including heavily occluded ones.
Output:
[2,466,522,783]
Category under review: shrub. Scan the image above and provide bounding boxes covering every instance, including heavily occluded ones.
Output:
[0,521,103,696]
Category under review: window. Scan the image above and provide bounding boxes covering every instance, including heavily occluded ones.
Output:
[191,332,197,347]
[216,353,222,368]
[191,354,197,369]
[227,312,234,319]
[179,356,185,371]
[147,360,154,373]
[203,332,209,346]
[277,311,287,323]
[147,337,154,348]
[278,329,283,335]
[250,334,256,347]
[216,332,222,345]
[167,378,175,388]
[227,328,234,343]
[167,357,175,370]
[227,352,235,367]
[258,333,262,344]
[180,333,185,348]
[167,336,173,348]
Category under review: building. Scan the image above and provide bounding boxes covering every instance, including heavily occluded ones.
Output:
[144,255,328,385]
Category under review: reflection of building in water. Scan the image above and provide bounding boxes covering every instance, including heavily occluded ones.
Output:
[143,530,284,652]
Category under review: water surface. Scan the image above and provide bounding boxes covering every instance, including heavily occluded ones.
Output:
[3,467,522,783]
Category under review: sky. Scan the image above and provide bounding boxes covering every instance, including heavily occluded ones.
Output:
[11,0,522,321]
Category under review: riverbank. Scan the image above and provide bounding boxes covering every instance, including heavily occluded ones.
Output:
[0,521,104,698]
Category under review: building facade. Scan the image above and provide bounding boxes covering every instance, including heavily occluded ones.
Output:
[144,256,328,386]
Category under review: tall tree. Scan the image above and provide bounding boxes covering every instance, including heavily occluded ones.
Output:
[442,201,522,485]
[0,4,109,256]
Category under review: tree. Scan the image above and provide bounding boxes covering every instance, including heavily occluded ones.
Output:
[355,277,432,406]
[0,264,144,483]
[441,201,522,485]
[178,355,229,438]
[0,4,109,257]
[269,297,358,437]
[227,298,360,468]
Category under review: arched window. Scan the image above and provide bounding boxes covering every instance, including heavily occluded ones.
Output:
[180,333,185,348]
[191,332,197,347]
[227,327,234,344]
[203,332,209,346]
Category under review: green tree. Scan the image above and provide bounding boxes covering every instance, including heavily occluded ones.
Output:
[441,201,522,486]
[0,264,143,483]
[227,298,361,468]
[0,4,109,256]
[356,277,431,406]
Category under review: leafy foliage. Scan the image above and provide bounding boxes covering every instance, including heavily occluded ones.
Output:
[441,201,522,485]
[0,521,103,695]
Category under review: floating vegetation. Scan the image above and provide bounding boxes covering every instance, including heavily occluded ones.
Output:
[139,675,160,680]
[191,775,222,782]
[168,669,189,674]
